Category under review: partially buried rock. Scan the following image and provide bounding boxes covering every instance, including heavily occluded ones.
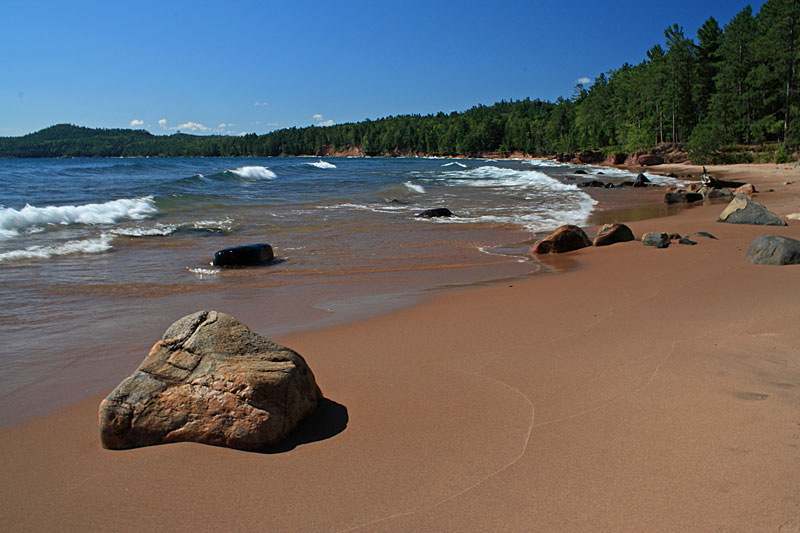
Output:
[679,237,698,245]
[717,194,786,226]
[633,173,651,187]
[212,243,274,267]
[99,310,322,451]
[733,183,757,196]
[416,208,453,218]
[593,223,635,247]
[531,225,592,254]
[746,235,800,265]
[642,232,670,248]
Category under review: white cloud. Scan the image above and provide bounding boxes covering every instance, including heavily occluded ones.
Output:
[176,121,209,132]
[312,114,323,120]
[130,119,143,127]
[317,120,334,126]
[254,101,268,107]
[158,118,167,129]
[576,77,591,84]
[218,123,227,128]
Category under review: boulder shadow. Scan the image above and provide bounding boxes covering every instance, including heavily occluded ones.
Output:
[260,398,348,454]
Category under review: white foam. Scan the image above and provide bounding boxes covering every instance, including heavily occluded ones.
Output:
[0,235,113,263]
[111,224,177,237]
[191,217,235,232]
[403,182,426,194]
[442,166,580,192]
[307,160,337,169]
[188,267,221,276]
[229,166,277,179]
[442,162,467,168]
[0,197,157,238]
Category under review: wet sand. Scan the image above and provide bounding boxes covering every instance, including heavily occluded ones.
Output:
[1,163,800,531]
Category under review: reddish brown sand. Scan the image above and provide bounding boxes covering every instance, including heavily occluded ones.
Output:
[2,163,799,531]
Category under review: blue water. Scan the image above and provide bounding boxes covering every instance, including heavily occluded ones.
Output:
[0,156,677,427]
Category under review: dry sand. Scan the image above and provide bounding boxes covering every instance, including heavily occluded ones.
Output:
[1,163,799,531]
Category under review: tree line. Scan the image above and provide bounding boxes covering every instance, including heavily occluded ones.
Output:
[1,0,796,162]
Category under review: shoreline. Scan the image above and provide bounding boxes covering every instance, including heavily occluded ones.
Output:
[2,162,800,530]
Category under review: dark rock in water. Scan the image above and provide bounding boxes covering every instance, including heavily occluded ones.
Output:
[633,173,651,188]
[667,172,678,178]
[212,243,274,267]
[385,198,408,205]
[679,237,698,245]
[578,180,606,188]
[642,232,670,248]
[531,225,592,254]
[596,171,605,175]
[620,181,634,187]
[416,208,453,218]
[717,195,786,226]
[746,235,800,265]
[99,311,322,451]
[574,169,588,175]
[664,191,703,204]
[593,223,635,247]
[694,231,718,239]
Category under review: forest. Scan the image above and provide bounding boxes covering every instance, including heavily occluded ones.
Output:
[0,0,797,163]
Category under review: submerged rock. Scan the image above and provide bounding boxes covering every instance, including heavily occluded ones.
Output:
[746,235,800,265]
[531,225,592,254]
[99,311,322,451]
[593,223,635,247]
[717,195,786,226]
[664,191,703,204]
[416,208,453,218]
[642,232,670,248]
[212,243,274,267]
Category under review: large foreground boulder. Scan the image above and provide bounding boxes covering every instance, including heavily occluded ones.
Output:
[212,243,274,267]
[746,235,800,265]
[99,311,322,451]
[717,194,786,226]
[531,225,592,254]
[593,223,635,247]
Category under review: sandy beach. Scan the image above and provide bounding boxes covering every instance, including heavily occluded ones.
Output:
[1,162,799,531]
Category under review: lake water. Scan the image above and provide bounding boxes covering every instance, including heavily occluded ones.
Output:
[0,156,683,426]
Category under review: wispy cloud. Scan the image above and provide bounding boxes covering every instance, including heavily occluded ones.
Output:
[313,113,333,127]
[576,77,591,84]
[254,101,269,107]
[130,119,143,127]
[175,121,209,132]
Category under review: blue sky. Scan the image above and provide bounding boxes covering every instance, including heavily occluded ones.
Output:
[1,0,766,137]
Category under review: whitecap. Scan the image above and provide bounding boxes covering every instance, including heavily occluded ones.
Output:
[307,160,337,169]
[229,166,277,179]
[0,197,157,238]
[0,235,113,263]
[188,267,221,276]
[403,181,426,194]
[442,162,467,168]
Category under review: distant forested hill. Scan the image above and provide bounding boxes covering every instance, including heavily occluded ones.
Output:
[1,0,797,162]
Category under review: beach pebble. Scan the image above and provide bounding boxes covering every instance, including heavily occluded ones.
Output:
[642,232,670,248]
[99,310,322,451]
[693,231,718,239]
[679,237,698,245]
[531,224,592,254]
[746,235,800,265]
[593,223,635,247]
[717,194,786,226]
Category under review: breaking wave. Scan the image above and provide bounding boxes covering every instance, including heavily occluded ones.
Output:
[0,197,157,238]
[403,181,426,194]
[228,166,277,180]
[307,160,337,169]
[0,235,113,263]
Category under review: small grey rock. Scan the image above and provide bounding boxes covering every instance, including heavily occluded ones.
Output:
[642,232,670,248]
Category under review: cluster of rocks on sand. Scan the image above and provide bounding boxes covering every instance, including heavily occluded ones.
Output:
[530,192,800,267]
